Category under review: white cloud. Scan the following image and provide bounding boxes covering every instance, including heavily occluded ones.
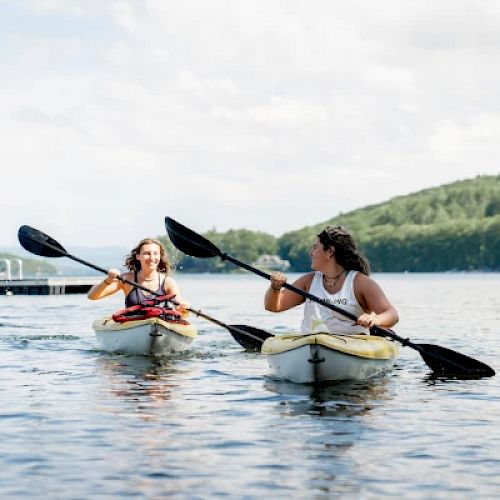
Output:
[246,97,328,128]
[1,1,500,247]
[430,114,500,165]
[110,2,137,34]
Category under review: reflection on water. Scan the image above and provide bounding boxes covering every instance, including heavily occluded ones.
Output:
[97,354,179,380]
[95,355,197,421]
[264,377,391,417]
[259,378,394,497]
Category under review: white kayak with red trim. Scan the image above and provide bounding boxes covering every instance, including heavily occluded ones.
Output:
[92,316,197,356]
[261,332,399,384]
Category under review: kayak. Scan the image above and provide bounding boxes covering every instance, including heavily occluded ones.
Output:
[261,333,399,384]
[92,316,197,356]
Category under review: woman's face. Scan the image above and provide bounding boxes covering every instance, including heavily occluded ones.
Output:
[309,238,333,270]
[136,243,162,271]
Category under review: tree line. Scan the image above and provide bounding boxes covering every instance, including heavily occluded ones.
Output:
[163,175,500,273]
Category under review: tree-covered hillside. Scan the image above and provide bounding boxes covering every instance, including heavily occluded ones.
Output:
[279,175,500,272]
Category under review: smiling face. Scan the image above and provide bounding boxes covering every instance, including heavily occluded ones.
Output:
[136,243,162,272]
[309,238,333,271]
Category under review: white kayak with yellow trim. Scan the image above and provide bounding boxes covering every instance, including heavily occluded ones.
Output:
[261,333,399,383]
[92,316,197,356]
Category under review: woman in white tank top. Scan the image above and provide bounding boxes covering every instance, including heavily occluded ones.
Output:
[264,225,399,335]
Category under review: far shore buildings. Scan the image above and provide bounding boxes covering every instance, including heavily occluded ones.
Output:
[253,254,290,272]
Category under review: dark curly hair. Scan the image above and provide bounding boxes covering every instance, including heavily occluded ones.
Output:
[317,226,370,275]
[124,238,171,273]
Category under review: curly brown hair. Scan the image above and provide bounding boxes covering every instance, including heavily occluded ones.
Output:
[317,226,370,275]
[124,238,171,273]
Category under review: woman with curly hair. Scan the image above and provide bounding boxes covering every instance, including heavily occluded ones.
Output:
[264,226,398,334]
[87,238,188,311]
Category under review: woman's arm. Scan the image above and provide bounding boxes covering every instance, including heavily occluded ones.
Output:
[354,274,399,328]
[164,276,190,313]
[264,272,312,312]
[87,268,124,300]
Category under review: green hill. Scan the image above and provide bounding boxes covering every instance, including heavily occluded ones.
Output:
[278,175,500,272]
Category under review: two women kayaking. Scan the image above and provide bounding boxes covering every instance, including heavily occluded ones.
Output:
[88,225,398,336]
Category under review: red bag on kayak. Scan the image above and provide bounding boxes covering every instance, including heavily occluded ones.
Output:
[112,304,188,324]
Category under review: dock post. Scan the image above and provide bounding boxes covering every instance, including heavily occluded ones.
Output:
[0,259,12,281]
[14,259,23,280]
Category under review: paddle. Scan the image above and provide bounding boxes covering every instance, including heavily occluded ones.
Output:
[17,225,270,347]
[165,217,496,378]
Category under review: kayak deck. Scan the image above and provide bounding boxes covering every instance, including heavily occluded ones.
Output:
[262,333,399,359]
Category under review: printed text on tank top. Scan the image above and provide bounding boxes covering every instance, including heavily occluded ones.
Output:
[300,270,368,335]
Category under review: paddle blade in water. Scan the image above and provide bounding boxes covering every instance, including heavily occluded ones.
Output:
[18,225,68,258]
[228,324,273,351]
[417,343,495,378]
[165,217,221,259]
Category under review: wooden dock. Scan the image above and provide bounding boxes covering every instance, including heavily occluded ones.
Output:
[0,277,102,295]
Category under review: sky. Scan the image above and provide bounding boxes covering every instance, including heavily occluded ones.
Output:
[1,0,500,249]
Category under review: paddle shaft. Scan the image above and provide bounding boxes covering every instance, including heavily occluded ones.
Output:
[186,306,233,328]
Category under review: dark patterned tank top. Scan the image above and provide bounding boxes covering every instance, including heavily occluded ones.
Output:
[125,272,166,307]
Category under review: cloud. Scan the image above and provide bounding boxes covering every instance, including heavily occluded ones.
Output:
[1,1,499,246]
[429,114,500,166]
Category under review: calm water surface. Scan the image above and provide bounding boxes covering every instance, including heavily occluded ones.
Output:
[0,273,499,498]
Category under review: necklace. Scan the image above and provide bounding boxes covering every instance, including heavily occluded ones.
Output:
[322,269,346,288]
[140,274,158,282]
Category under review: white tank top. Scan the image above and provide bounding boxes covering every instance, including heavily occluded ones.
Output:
[300,271,369,335]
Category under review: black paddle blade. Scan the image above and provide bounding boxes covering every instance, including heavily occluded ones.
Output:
[18,225,67,258]
[165,217,221,259]
[228,324,273,351]
[417,343,495,378]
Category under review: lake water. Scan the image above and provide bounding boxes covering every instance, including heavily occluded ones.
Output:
[0,273,499,498]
